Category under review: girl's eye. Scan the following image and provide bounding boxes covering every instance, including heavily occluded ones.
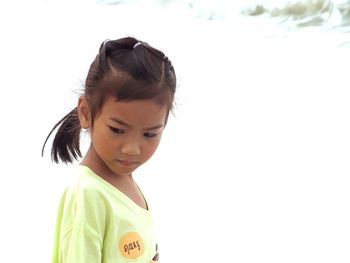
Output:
[109,126,124,134]
[144,132,158,138]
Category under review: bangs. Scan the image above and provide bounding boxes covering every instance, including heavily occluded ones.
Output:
[98,69,172,108]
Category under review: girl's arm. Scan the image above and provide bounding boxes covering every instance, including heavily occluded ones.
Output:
[53,187,106,263]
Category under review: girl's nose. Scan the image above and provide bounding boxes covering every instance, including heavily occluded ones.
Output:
[121,138,141,156]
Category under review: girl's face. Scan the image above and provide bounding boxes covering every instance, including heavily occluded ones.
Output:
[80,96,168,177]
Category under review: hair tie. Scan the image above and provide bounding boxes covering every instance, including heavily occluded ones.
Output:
[133,42,142,49]
[103,39,111,46]
[163,55,173,68]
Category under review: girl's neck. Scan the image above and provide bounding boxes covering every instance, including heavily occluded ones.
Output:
[81,145,148,210]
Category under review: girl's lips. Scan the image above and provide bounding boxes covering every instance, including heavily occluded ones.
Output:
[118,160,138,167]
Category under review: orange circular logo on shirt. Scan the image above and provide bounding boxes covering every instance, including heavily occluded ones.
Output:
[119,232,145,259]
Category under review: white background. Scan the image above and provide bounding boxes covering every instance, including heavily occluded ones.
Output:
[0,1,349,262]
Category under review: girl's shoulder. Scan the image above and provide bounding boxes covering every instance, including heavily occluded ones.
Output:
[67,165,127,205]
[77,165,117,194]
[62,165,107,203]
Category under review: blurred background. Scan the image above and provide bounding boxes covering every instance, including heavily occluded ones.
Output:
[0,0,349,262]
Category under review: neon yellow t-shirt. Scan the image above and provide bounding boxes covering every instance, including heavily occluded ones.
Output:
[52,165,159,263]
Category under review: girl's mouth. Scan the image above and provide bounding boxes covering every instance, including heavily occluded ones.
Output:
[118,160,138,167]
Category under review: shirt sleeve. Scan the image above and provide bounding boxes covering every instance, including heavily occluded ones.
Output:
[57,186,107,263]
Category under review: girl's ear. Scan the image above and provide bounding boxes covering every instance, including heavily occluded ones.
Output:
[77,96,90,129]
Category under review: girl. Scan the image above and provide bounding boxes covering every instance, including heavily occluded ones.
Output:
[42,37,176,263]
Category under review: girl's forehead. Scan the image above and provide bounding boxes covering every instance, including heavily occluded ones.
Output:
[101,96,168,125]
[102,96,165,111]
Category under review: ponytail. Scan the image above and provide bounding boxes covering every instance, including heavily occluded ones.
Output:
[42,108,82,163]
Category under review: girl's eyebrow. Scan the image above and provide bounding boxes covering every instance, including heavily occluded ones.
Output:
[109,117,164,131]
